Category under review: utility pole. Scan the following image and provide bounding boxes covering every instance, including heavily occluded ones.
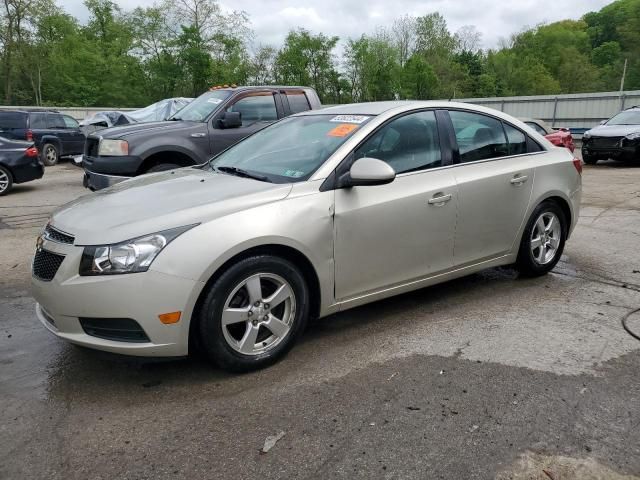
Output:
[620,58,628,110]
[620,58,628,93]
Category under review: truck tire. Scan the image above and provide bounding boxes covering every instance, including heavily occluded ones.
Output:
[147,163,181,173]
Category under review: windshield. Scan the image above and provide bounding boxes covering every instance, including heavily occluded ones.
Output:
[606,110,640,126]
[170,91,231,122]
[210,114,372,183]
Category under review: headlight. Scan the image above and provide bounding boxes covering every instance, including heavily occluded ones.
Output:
[79,225,196,275]
[625,132,640,141]
[583,131,591,140]
[98,139,129,156]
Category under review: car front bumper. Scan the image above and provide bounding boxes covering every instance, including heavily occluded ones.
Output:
[83,169,130,191]
[31,237,204,357]
[582,143,639,161]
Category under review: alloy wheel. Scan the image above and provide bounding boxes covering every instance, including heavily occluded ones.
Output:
[530,212,561,265]
[0,169,8,193]
[45,146,57,164]
[221,273,296,356]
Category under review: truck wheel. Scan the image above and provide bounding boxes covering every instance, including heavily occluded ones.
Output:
[147,163,181,173]
[0,166,13,195]
[42,143,59,166]
[197,255,310,372]
[582,152,598,165]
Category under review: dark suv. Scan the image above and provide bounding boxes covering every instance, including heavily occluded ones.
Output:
[0,109,86,165]
[83,86,322,190]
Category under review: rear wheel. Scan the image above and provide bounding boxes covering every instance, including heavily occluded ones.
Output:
[41,143,59,166]
[0,166,13,195]
[197,255,309,372]
[515,201,567,277]
[146,163,181,173]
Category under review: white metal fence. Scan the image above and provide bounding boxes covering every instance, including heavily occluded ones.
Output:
[457,90,640,132]
[0,106,138,121]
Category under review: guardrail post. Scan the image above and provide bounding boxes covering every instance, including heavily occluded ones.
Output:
[620,93,626,110]
[552,97,559,127]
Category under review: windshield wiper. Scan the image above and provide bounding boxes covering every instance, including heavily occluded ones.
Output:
[215,165,270,182]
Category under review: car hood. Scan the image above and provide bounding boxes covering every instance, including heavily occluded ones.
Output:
[586,124,640,137]
[96,120,200,139]
[49,167,293,245]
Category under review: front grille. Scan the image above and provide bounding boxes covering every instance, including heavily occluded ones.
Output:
[86,137,100,157]
[33,249,65,281]
[79,318,150,343]
[45,224,74,244]
[590,136,623,148]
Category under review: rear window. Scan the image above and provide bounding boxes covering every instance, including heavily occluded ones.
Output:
[0,112,27,129]
[286,92,311,114]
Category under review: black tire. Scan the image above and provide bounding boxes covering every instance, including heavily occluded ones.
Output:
[197,255,310,372]
[582,152,598,165]
[146,163,181,173]
[0,165,13,196]
[41,143,59,166]
[515,200,567,277]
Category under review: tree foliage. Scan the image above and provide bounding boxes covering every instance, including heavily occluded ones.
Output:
[0,0,638,107]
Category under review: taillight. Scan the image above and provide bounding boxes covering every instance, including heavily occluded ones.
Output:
[572,158,582,175]
[26,129,33,141]
[25,146,38,158]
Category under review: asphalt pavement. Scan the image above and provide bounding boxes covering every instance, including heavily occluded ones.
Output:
[1,161,639,479]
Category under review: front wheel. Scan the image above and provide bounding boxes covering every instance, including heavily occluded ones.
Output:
[197,255,310,372]
[582,152,598,165]
[146,163,181,173]
[515,201,567,277]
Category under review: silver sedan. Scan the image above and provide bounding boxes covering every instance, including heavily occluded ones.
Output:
[32,101,582,371]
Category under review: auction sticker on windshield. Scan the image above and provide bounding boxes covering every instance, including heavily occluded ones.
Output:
[327,124,359,137]
[330,115,369,124]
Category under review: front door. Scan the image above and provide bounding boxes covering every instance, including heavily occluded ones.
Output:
[334,110,458,300]
[209,91,282,155]
[447,110,535,266]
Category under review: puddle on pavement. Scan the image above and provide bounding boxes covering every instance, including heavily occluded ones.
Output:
[496,451,640,480]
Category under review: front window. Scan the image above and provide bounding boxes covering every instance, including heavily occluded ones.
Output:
[169,91,231,122]
[210,114,372,183]
[226,94,278,126]
[606,110,640,126]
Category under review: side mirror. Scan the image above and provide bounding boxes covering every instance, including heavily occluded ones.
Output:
[218,111,242,129]
[341,157,396,187]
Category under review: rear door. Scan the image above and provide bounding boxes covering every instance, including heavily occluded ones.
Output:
[334,110,458,300]
[446,109,535,266]
[208,91,282,155]
[29,112,49,147]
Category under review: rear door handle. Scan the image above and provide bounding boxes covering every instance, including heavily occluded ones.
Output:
[510,175,528,185]
[428,193,452,205]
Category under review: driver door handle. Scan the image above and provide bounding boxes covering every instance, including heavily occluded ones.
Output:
[190,132,206,138]
[428,193,452,205]
[510,174,528,186]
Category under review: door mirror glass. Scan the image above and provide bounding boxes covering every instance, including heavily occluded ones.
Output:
[218,111,242,129]
[346,157,396,187]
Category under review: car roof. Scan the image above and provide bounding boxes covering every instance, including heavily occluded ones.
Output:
[0,108,59,114]
[298,100,508,117]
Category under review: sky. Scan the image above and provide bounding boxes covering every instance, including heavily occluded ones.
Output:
[59,0,613,49]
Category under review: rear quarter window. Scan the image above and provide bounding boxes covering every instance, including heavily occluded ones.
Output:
[286,92,311,114]
[30,113,48,128]
[0,112,27,129]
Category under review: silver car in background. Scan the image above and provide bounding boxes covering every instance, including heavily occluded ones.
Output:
[32,101,582,372]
